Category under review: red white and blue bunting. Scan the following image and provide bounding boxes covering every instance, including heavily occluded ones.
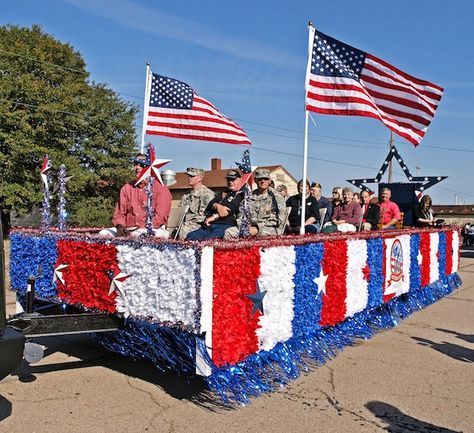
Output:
[9,226,461,403]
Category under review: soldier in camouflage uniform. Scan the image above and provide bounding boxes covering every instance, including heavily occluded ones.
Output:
[224,168,286,239]
[178,167,215,240]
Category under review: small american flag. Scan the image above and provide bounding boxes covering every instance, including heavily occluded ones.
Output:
[145,73,251,145]
[305,29,443,146]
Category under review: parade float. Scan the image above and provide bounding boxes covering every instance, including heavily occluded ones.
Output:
[8,224,461,403]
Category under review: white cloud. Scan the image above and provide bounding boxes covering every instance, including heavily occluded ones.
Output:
[64,0,301,68]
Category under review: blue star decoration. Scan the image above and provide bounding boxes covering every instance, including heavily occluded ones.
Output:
[246,281,267,316]
[346,144,446,194]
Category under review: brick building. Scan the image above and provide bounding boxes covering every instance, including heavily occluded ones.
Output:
[168,158,298,206]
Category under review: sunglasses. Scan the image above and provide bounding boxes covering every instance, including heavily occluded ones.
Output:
[257,178,270,181]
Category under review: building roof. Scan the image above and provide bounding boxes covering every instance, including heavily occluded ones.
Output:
[169,164,297,190]
[433,205,474,215]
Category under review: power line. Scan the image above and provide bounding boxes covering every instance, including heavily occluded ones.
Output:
[0,48,88,75]
[2,48,474,155]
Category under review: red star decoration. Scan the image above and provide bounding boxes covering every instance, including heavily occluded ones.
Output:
[362,262,371,281]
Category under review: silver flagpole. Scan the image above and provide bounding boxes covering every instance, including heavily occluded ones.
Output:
[300,21,316,235]
[140,62,151,154]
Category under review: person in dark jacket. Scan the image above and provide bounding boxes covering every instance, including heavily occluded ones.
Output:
[413,195,435,228]
[360,190,380,231]
[286,179,320,234]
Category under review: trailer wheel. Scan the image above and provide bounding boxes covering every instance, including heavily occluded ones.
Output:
[24,342,44,364]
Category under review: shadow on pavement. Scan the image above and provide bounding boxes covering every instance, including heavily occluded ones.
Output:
[366,401,461,433]
[11,335,229,411]
[436,328,474,344]
[460,245,474,258]
[0,395,12,422]
[412,336,474,363]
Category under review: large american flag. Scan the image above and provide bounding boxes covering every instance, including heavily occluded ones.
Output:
[145,73,251,145]
[305,29,443,146]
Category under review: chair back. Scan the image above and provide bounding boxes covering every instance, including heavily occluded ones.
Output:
[280,206,292,235]
[167,205,189,240]
[318,208,327,231]
[395,211,405,229]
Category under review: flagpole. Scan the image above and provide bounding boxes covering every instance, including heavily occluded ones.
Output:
[300,21,316,235]
[140,62,151,154]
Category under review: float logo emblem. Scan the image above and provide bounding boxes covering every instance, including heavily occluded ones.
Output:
[390,239,404,282]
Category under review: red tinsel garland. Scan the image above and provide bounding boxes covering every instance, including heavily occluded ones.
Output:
[420,232,431,287]
[212,247,261,367]
[320,239,348,326]
[56,240,119,313]
[445,230,453,276]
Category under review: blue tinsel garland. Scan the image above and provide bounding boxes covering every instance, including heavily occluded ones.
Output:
[90,271,461,404]
[9,233,58,297]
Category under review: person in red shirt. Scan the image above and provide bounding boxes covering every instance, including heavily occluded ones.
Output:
[378,188,401,230]
[99,154,172,238]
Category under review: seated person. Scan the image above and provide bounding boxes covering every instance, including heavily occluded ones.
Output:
[178,168,215,239]
[360,190,380,231]
[286,179,320,234]
[224,169,286,239]
[331,187,343,211]
[99,154,172,238]
[322,187,362,233]
[413,195,435,228]
[379,187,401,229]
[187,170,243,240]
[310,182,332,224]
[276,184,289,199]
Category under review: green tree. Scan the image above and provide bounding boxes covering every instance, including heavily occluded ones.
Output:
[0,24,138,228]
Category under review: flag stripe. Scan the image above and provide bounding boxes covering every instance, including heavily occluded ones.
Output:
[148,109,247,131]
[147,119,249,137]
[145,128,251,145]
[365,54,444,95]
[420,232,431,287]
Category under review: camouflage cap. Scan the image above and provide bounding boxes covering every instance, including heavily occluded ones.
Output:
[186,167,205,177]
[254,168,271,179]
[225,169,242,179]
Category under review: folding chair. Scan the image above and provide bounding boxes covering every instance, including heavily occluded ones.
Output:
[318,208,327,233]
[280,206,292,235]
[167,205,189,240]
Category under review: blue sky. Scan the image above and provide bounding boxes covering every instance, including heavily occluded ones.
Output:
[3,0,474,204]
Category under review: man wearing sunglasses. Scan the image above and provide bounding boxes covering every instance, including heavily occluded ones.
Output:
[177,167,215,240]
[187,170,243,240]
[99,153,172,238]
[225,168,286,238]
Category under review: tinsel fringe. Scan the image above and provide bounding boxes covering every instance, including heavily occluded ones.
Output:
[94,273,461,404]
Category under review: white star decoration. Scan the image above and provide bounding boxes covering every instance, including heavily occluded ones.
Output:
[135,146,172,186]
[40,155,52,187]
[53,264,68,285]
[108,272,130,296]
[314,271,328,296]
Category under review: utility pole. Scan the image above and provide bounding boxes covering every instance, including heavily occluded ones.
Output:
[455,194,458,205]
[415,166,421,176]
[388,131,394,183]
